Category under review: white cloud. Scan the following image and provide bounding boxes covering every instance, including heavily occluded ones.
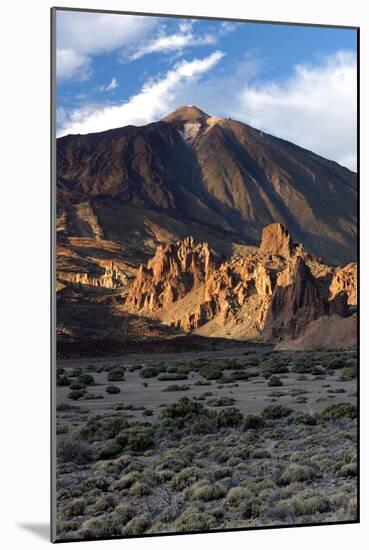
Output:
[57,49,91,80]
[56,11,156,80]
[171,49,356,170]
[106,77,118,91]
[58,51,225,136]
[233,50,357,170]
[97,77,118,92]
[129,26,216,61]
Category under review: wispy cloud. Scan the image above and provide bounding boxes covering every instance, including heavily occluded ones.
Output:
[58,51,225,136]
[129,22,217,61]
[97,77,118,92]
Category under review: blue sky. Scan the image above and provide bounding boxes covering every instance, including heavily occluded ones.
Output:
[56,10,357,170]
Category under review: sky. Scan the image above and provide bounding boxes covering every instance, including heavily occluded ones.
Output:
[56,10,357,171]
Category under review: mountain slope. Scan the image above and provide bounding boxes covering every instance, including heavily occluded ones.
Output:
[57,105,357,266]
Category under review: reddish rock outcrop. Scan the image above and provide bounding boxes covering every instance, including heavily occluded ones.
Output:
[330,263,357,306]
[263,256,327,340]
[260,223,295,258]
[124,224,357,347]
[126,237,214,311]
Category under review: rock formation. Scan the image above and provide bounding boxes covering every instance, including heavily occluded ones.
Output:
[263,256,328,339]
[124,224,357,347]
[126,237,214,311]
[330,263,357,305]
[260,223,295,258]
[55,106,357,350]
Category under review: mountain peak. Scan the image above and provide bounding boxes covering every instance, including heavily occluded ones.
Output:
[162,105,210,123]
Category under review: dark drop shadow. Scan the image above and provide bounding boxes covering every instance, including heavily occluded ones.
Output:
[18,523,49,541]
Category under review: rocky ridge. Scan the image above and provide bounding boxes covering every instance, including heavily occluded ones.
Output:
[125,223,357,345]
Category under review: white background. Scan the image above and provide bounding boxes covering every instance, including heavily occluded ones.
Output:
[0,0,367,548]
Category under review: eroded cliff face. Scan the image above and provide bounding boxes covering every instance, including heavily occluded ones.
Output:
[259,223,295,258]
[330,263,357,306]
[124,223,357,344]
[263,256,328,340]
[57,259,128,289]
[125,237,214,311]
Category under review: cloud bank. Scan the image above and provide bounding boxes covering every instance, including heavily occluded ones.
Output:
[56,12,156,80]
[234,51,357,170]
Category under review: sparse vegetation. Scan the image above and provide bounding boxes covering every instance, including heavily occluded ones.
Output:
[56,348,357,540]
[106,385,121,394]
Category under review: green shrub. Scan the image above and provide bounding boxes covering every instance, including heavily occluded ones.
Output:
[292,495,330,516]
[129,481,151,496]
[171,467,202,490]
[126,425,154,453]
[190,482,226,501]
[261,404,292,419]
[140,365,163,378]
[243,415,265,430]
[206,396,235,407]
[200,366,224,380]
[107,367,125,382]
[111,471,140,491]
[70,368,82,377]
[175,509,216,531]
[268,375,283,387]
[261,359,289,378]
[56,425,69,435]
[212,467,232,481]
[80,516,116,539]
[95,495,117,513]
[57,438,93,464]
[339,462,357,478]
[84,392,104,400]
[158,373,188,381]
[68,389,86,400]
[112,504,135,524]
[320,403,357,421]
[323,357,348,370]
[57,375,72,387]
[78,373,95,385]
[230,371,252,381]
[289,412,317,425]
[56,520,80,535]
[69,382,84,390]
[340,367,357,381]
[226,486,252,507]
[162,384,190,392]
[280,464,315,484]
[56,402,79,412]
[159,398,207,428]
[97,441,122,460]
[122,514,151,536]
[65,498,86,518]
[216,407,243,428]
[250,448,271,459]
[78,413,129,442]
[106,385,121,394]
